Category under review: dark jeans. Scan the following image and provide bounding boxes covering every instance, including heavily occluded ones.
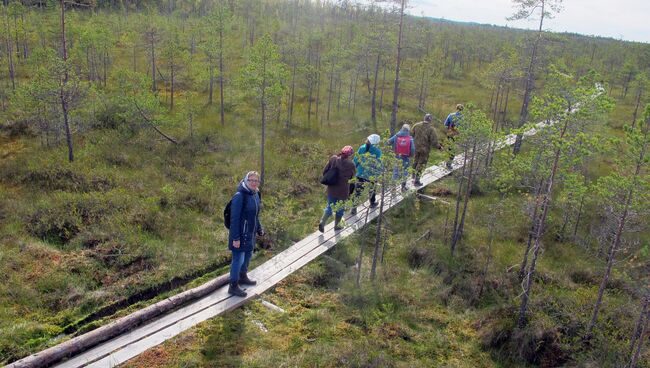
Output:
[324,195,345,217]
[230,250,252,284]
[353,177,376,206]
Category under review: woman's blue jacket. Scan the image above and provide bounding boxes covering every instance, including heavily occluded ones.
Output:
[228,182,262,252]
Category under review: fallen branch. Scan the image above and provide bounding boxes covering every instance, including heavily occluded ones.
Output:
[416,192,451,205]
[133,100,178,144]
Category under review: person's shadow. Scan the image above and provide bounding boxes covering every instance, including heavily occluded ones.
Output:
[201,309,247,367]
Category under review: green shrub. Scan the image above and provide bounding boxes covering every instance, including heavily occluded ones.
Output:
[18,163,115,192]
[0,322,63,363]
[129,198,167,237]
[25,192,126,246]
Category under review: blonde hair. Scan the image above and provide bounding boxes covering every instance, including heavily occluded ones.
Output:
[245,171,260,181]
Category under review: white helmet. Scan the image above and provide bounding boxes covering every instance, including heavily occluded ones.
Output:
[367,134,381,145]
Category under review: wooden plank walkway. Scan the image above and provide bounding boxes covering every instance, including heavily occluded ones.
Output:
[7,123,546,368]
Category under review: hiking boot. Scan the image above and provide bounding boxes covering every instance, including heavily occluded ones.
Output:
[401,182,408,191]
[369,201,378,209]
[445,161,453,170]
[350,207,357,216]
[239,273,257,286]
[413,179,423,187]
[228,282,247,297]
[334,215,344,231]
[318,213,330,233]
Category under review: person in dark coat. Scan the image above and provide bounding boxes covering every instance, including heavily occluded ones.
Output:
[227,171,264,297]
[319,145,356,232]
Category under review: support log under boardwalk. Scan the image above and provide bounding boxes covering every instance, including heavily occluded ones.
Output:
[8,120,555,368]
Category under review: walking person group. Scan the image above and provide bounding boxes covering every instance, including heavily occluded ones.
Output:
[225,107,462,297]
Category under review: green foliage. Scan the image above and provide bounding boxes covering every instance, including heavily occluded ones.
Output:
[238,33,289,106]
[25,191,127,246]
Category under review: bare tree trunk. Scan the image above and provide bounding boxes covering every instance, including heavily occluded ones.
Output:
[371,53,380,124]
[170,63,174,109]
[208,62,214,105]
[3,6,16,91]
[572,194,585,238]
[518,178,544,281]
[370,172,387,281]
[628,292,649,368]
[417,64,426,108]
[450,148,468,255]
[478,206,498,298]
[219,27,225,125]
[492,85,501,122]
[59,0,73,163]
[13,12,18,60]
[315,51,321,122]
[513,2,545,155]
[379,60,386,113]
[586,125,647,338]
[20,13,27,59]
[590,43,596,64]
[389,0,406,135]
[287,58,296,128]
[451,142,476,251]
[352,69,359,117]
[149,33,156,92]
[326,61,334,121]
[518,120,569,328]
[103,49,108,88]
[622,72,633,99]
[336,74,342,113]
[260,83,267,185]
[631,89,642,127]
[501,85,510,127]
[347,71,353,111]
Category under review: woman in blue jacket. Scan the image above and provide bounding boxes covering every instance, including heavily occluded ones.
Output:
[351,134,382,215]
[228,171,264,297]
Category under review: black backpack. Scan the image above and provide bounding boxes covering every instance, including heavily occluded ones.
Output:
[320,159,339,185]
[224,193,247,229]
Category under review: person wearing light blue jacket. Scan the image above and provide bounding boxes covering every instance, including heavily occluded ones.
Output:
[227,171,264,297]
[388,124,415,190]
[351,134,382,215]
[444,104,463,169]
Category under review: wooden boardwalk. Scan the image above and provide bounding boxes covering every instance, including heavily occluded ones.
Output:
[7,123,542,368]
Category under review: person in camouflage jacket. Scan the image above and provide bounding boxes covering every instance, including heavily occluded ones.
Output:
[411,114,441,186]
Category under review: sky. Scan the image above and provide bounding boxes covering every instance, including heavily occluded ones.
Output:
[408,0,650,44]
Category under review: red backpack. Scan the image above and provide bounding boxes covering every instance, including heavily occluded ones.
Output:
[395,135,411,156]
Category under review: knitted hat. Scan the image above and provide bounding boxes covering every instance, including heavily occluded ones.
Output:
[341,145,354,157]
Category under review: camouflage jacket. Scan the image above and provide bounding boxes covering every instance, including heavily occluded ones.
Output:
[412,121,439,153]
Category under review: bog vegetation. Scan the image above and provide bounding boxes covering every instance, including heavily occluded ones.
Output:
[0,0,648,366]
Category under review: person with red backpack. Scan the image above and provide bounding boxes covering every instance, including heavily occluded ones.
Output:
[388,123,415,191]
